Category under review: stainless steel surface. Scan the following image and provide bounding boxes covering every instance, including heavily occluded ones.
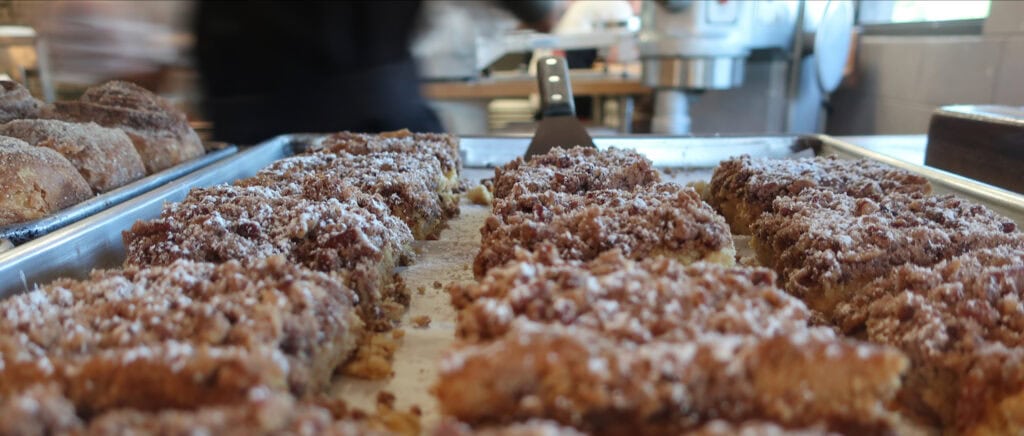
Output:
[461,135,806,168]
[0,136,303,298]
[525,56,595,159]
[642,57,745,90]
[2,134,1021,303]
[0,145,238,246]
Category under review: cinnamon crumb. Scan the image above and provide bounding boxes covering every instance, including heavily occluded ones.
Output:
[412,316,431,328]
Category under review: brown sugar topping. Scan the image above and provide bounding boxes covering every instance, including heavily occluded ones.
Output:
[492,146,661,199]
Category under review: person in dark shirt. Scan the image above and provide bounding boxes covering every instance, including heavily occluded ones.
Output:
[195,1,557,144]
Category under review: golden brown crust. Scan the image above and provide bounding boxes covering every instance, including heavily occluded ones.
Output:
[122,185,413,331]
[0,80,42,123]
[456,247,809,343]
[46,81,204,174]
[0,257,363,414]
[492,147,661,200]
[708,155,932,234]
[0,136,92,225]
[239,152,455,240]
[436,321,907,435]
[0,119,146,193]
[750,189,1022,316]
[475,183,734,278]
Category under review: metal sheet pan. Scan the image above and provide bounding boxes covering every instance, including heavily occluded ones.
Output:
[0,144,238,245]
[1,133,1021,300]
[0,135,307,298]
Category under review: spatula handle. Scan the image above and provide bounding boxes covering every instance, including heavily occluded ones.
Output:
[535,56,576,118]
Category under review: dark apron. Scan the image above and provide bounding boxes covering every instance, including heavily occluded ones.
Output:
[203,58,442,145]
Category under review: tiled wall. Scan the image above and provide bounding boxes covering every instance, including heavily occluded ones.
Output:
[827,3,1024,135]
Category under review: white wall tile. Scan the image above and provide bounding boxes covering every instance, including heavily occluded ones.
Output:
[874,97,935,134]
[857,36,924,101]
[993,37,1024,105]
[916,37,1001,106]
[984,1,1024,35]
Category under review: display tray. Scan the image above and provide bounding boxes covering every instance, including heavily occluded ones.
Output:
[1,133,1022,299]
[1,132,1023,429]
[0,144,238,246]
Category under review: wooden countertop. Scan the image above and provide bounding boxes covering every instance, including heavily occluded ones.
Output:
[422,74,650,100]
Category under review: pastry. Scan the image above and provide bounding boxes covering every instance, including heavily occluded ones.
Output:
[122,184,414,331]
[0,256,363,414]
[0,119,146,193]
[750,189,1022,317]
[435,321,907,435]
[0,136,92,226]
[492,146,661,200]
[0,80,42,123]
[313,129,462,192]
[474,183,734,278]
[707,155,931,234]
[240,151,455,240]
[455,246,808,343]
[46,81,204,174]
[834,247,1024,432]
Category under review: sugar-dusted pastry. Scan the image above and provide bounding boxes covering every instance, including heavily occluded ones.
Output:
[750,189,1022,317]
[46,81,204,173]
[0,136,92,225]
[707,155,931,234]
[0,119,146,193]
[492,146,661,200]
[436,321,907,435]
[475,183,734,278]
[123,184,413,330]
[0,256,363,415]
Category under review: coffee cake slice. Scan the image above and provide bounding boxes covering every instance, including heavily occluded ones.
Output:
[474,183,734,278]
[123,185,413,330]
[830,247,1024,432]
[455,246,809,343]
[707,155,931,234]
[312,129,462,193]
[242,151,456,239]
[0,257,362,414]
[750,189,1022,317]
[435,321,907,435]
[492,146,661,200]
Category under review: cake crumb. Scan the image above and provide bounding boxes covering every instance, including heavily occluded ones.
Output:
[342,333,401,379]
[466,184,493,206]
[416,286,426,295]
[412,315,431,328]
[432,281,443,289]
[392,329,406,340]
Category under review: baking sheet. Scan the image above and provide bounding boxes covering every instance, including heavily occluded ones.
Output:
[0,144,238,246]
[0,136,306,298]
[3,133,1022,299]
[0,133,1021,430]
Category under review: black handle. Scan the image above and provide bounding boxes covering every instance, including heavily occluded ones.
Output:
[535,56,576,118]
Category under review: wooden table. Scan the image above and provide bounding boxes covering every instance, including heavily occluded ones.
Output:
[421,74,650,133]
[421,74,650,100]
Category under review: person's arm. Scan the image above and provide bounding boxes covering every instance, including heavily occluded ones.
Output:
[496,0,563,33]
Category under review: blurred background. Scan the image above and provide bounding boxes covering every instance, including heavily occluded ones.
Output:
[1,0,1020,138]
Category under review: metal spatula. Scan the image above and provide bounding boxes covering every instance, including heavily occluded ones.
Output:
[524,56,596,160]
